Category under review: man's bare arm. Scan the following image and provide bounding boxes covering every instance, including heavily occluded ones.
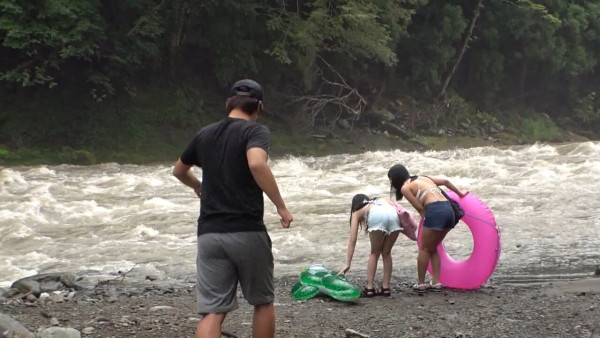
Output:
[173,158,202,197]
[247,147,293,228]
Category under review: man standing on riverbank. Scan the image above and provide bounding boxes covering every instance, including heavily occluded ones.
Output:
[173,79,293,338]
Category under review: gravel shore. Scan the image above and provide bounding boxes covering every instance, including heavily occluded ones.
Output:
[2,275,598,338]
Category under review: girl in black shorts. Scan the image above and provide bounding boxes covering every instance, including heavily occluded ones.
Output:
[387,164,468,293]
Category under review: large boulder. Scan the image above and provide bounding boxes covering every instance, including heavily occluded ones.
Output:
[37,327,81,338]
[0,313,36,338]
[10,273,82,297]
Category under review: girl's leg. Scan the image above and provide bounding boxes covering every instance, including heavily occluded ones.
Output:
[416,246,430,285]
[381,231,400,289]
[367,231,384,289]
[430,229,450,285]
[418,228,447,284]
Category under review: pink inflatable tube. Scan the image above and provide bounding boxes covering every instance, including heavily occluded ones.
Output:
[417,192,500,290]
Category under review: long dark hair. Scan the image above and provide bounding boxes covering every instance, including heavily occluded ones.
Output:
[387,164,417,201]
[350,194,374,228]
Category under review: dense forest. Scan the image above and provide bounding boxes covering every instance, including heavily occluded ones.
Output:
[1,0,599,164]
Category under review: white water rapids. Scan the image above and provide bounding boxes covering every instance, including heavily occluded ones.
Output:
[1,142,599,288]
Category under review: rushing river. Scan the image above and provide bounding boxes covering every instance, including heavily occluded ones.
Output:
[1,142,599,288]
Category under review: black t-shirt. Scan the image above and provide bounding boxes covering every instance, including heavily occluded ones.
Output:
[180,117,271,236]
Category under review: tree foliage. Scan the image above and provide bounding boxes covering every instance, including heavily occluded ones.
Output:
[0,0,599,153]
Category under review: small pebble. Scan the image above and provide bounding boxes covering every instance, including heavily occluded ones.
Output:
[82,327,95,335]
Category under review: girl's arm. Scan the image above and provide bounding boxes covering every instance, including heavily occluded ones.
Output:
[429,176,468,197]
[337,209,364,275]
[402,184,425,219]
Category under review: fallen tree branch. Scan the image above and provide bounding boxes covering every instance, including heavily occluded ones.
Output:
[295,56,367,130]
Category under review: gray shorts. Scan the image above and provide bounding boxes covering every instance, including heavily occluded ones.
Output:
[196,231,274,314]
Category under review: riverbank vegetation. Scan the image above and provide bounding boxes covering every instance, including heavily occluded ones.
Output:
[1,0,599,165]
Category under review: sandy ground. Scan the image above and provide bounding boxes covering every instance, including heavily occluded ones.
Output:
[2,275,599,338]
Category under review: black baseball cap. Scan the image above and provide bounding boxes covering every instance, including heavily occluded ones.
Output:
[230,79,264,101]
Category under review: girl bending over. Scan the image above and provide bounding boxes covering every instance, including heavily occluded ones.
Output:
[338,194,413,297]
[387,164,468,293]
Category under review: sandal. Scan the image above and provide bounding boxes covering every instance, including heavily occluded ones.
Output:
[379,287,391,297]
[412,283,429,294]
[429,282,443,292]
[362,288,376,298]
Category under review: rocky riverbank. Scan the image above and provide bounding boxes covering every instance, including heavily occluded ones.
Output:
[1,271,599,338]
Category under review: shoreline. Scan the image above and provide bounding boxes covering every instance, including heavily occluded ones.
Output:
[3,261,598,294]
[1,129,596,167]
[2,273,598,337]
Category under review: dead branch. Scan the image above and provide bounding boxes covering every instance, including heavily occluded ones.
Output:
[295,56,367,130]
[437,0,484,102]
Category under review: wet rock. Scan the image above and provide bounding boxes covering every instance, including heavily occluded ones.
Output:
[37,327,81,338]
[159,286,175,294]
[41,280,63,293]
[12,272,88,294]
[4,288,21,298]
[0,313,36,338]
[11,279,41,297]
[59,273,77,288]
[594,265,600,276]
[380,122,410,140]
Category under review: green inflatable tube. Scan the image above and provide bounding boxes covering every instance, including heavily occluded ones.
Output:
[291,264,361,302]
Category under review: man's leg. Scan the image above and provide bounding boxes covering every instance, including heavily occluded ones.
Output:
[253,302,275,338]
[196,234,238,337]
[232,232,275,338]
[197,313,227,338]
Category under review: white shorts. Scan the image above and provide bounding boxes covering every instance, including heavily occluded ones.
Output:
[366,204,401,235]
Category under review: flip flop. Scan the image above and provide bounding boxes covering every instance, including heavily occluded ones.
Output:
[412,283,429,294]
[429,282,443,292]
